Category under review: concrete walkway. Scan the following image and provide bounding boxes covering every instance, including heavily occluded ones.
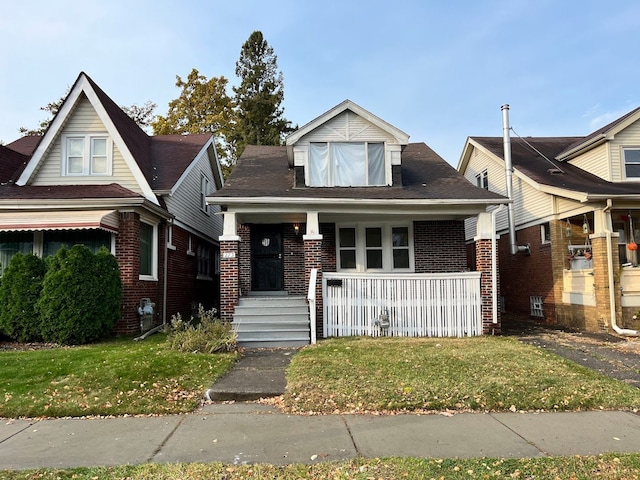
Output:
[1,405,640,470]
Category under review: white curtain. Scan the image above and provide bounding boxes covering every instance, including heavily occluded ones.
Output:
[309,143,329,186]
[367,143,385,185]
[332,143,366,186]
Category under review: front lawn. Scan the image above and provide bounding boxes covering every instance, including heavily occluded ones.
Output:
[0,334,238,418]
[284,337,640,414]
[3,454,640,479]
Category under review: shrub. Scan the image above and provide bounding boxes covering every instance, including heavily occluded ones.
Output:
[166,305,237,353]
[38,245,121,345]
[0,253,46,342]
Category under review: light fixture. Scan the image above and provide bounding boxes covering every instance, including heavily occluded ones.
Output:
[294,224,300,235]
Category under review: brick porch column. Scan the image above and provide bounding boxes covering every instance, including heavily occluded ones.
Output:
[115,211,141,334]
[475,212,501,335]
[219,240,239,323]
[590,234,622,332]
[304,236,323,339]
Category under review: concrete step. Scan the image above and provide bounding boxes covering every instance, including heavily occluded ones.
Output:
[238,296,307,307]
[239,339,310,349]
[234,305,309,316]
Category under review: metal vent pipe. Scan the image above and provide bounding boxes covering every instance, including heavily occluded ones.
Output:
[502,104,529,255]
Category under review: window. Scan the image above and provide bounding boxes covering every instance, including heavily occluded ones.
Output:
[309,142,385,186]
[197,244,211,279]
[541,222,551,244]
[337,223,413,272]
[139,221,157,279]
[43,230,111,257]
[624,148,640,180]
[167,225,176,250]
[475,170,488,190]
[62,135,112,176]
[0,232,33,276]
[200,174,210,214]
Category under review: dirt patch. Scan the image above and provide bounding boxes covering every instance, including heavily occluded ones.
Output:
[0,341,59,351]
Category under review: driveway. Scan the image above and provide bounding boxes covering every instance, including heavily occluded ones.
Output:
[505,321,640,388]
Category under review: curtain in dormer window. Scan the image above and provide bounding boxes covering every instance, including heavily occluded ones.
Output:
[309,142,384,186]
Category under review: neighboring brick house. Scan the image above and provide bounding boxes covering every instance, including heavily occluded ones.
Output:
[458,106,640,335]
[208,100,506,347]
[0,72,223,334]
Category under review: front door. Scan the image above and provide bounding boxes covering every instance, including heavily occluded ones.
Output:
[251,225,284,291]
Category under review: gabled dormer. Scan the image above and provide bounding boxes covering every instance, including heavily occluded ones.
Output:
[16,72,158,204]
[286,100,409,188]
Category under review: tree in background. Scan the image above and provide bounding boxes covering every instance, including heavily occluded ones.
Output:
[232,30,294,159]
[19,90,156,136]
[151,69,236,167]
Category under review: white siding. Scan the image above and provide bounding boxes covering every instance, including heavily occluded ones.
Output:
[555,197,586,217]
[567,143,610,180]
[165,145,222,240]
[463,145,553,239]
[609,120,640,181]
[30,95,143,193]
[300,111,396,143]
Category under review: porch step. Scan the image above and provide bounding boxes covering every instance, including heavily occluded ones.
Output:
[232,295,311,348]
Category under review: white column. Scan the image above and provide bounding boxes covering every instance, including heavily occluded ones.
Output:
[219,211,241,241]
[303,211,323,240]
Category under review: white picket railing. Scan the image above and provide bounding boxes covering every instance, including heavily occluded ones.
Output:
[323,272,482,338]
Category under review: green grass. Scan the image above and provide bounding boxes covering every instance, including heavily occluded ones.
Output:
[284,337,640,414]
[0,334,238,418]
[2,454,640,479]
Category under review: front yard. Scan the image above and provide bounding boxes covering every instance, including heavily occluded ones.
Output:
[0,334,238,418]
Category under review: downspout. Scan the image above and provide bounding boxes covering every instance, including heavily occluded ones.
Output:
[492,205,506,324]
[603,199,639,336]
[502,105,530,255]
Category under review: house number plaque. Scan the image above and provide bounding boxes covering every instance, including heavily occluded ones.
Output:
[222,252,236,259]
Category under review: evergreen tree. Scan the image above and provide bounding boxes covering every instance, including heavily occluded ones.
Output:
[233,30,294,159]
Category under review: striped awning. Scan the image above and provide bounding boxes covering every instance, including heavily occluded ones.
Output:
[0,210,119,233]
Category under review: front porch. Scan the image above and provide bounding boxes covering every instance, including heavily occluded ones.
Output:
[218,211,500,345]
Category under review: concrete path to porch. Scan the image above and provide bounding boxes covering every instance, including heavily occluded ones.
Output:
[205,348,298,402]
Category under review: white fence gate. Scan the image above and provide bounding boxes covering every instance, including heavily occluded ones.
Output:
[323,272,482,337]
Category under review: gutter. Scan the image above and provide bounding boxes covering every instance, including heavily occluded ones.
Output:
[603,199,639,336]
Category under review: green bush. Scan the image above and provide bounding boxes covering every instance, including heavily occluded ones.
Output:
[38,245,121,345]
[166,305,237,353]
[0,253,46,342]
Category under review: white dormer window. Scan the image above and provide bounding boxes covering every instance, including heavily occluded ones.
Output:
[62,135,112,176]
[309,142,385,186]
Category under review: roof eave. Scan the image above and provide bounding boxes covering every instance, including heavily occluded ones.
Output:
[556,134,607,161]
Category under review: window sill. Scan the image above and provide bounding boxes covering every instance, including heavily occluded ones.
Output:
[196,275,213,281]
[167,244,176,251]
[187,250,195,256]
[139,275,158,282]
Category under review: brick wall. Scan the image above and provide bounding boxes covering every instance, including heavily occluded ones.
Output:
[475,239,501,334]
[304,238,324,338]
[115,211,164,335]
[414,221,467,272]
[497,224,556,324]
[220,240,239,322]
[238,224,251,297]
[283,224,305,295]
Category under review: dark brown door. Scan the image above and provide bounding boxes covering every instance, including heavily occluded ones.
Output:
[251,225,284,291]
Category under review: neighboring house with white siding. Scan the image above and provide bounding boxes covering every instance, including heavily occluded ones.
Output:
[458,106,640,334]
[208,100,506,347]
[0,72,223,334]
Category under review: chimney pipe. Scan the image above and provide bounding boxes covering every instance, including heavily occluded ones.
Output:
[502,104,529,255]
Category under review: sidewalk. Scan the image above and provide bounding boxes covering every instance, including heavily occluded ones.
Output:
[1,404,640,470]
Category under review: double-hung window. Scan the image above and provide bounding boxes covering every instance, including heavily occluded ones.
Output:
[623,148,640,180]
[475,170,488,189]
[337,224,413,272]
[200,174,210,214]
[309,142,385,186]
[63,135,112,176]
[139,221,158,280]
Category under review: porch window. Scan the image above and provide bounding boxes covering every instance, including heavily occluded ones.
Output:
[338,227,357,269]
[309,142,385,187]
[337,223,414,272]
[62,135,112,176]
[140,221,157,280]
[0,232,33,276]
[43,230,112,257]
[623,148,640,180]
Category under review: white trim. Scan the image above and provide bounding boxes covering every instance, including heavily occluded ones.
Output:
[17,74,159,205]
[286,100,409,145]
[139,219,158,281]
[61,134,113,176]
[336,222,414,273]
[208,195,506,207]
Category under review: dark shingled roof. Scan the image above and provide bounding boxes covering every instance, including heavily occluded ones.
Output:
[0,183,142,200]
[212,143,504,201]
[5,135,41,156]
[150,134,212,190]
[0,145,29,184]
[472,136,640,196]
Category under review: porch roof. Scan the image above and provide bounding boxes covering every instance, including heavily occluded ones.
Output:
[210,143,506,206]
[0,210,119,233]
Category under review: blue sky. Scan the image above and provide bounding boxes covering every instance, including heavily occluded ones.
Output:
[2,0,640,166]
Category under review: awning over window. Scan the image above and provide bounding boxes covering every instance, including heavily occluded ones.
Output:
[0,210,119,233]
